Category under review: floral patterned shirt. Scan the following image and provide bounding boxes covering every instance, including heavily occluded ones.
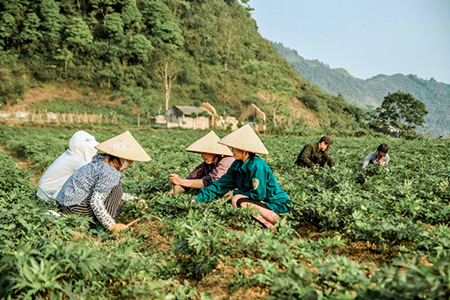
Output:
[56,153,122,229]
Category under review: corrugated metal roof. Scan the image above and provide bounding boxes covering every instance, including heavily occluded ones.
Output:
[173,106,205,116]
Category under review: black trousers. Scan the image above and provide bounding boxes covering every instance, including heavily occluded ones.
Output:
[58,184,124,222]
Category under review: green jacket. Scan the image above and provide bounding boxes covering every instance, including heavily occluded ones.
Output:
[195,156,291,215]
[294,142,335,168]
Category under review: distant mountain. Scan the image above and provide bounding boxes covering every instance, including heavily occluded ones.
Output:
[274,42,450,136]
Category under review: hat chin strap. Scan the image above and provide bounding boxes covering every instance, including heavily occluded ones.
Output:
[241,151,250,163]
[119,159,131,171]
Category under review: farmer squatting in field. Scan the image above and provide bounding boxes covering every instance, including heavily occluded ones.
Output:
[362,143,390,171]
[37,130,99,202]
[193,124,291,231]
[168,131,234,195]
[55,131,151,233]
[294,135,336,171]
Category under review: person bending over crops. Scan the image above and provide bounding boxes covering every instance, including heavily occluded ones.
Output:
[294,135,335,171]
[362,143,390,171]
[56,131,151,233]
[37,130,99,202]
[193,125,291,231]
[168,131,235,195]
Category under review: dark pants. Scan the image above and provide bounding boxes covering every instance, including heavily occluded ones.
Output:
[58,184,124,223]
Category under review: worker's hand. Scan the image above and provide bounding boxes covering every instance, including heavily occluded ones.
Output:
[224,190,234,200]
[379,161,386,167]
[332,167,336,172]
[138,199,148,209]
[169,174,182,185]
[109,223,129,232]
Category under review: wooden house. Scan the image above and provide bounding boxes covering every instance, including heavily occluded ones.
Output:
[165,105,210,129]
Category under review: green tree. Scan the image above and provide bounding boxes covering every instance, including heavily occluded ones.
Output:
[19,12,42,54]
[129,34,153,63]
[151,45,182,110]
[140,0,184,48]
[64,18,93,53]
[39,0,65,54]
[102,12,124,42]
[0,13,17,50]
[121,0,142,35]
[376,91,428,135]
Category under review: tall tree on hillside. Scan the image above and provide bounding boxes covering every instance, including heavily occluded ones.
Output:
[64,18,93,54]
[19,12,42,55]
[120,1,142,36]
[151,45,182,110]
[102,13,125,42]
[39,0,65,55]
[376,91,428,135]
[129,34,153,63]
[139,0,184,48]
[0,13,17,50]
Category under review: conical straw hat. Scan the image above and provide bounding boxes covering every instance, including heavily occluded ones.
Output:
[185,131,233,156]
[95,131,151,162]
[218,124,269,155]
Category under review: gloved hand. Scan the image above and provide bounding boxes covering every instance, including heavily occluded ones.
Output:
[138,199,148,209]
[223,190,234,200]
[109,223,129,232]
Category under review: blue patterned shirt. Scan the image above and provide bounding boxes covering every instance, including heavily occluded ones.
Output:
[56,153,122,229]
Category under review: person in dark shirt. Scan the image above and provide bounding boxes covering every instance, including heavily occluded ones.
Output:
[294,136,335,171]
[168,131,234,194]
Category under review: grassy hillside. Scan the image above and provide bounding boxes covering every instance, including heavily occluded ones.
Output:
[0,0,371,135]
[274,42,450,137]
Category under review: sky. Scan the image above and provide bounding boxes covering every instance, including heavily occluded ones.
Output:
[249,0,450,85]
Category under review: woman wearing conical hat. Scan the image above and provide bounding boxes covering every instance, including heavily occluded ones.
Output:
[168,131,235,194]
[56,131,151,233]
[194,125,291,231]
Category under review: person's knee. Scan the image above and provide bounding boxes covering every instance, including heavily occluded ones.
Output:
[232,194,247,207]
[231,196,240,207]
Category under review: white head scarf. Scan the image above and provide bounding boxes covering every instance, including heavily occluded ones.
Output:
[37,131,99,201]
[68,131,99,162]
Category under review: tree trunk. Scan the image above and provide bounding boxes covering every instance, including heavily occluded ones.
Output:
[164,62,172,110]
[273,107,277,127]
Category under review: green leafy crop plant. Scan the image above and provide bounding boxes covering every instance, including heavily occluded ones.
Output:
[1,126,450,298]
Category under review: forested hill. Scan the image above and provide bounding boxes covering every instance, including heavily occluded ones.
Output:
[0,0,368,135]
[274,42,450,136]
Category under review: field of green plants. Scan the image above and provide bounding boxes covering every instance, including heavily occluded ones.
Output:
[1,126,450,299]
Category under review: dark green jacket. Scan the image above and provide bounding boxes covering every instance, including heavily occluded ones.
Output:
[195,156,290,215]
[294,142,335,168]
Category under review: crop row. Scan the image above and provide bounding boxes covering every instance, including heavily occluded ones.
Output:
[1,126,450,298]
